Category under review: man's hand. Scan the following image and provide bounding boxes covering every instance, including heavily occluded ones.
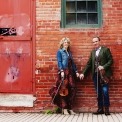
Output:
[80,74,84,80]
[98,65,104,71]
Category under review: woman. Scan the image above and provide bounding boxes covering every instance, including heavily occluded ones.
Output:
[49,37,80,115]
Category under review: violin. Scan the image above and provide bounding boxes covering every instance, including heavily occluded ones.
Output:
[99,69,109,83]
[59,78,68,96]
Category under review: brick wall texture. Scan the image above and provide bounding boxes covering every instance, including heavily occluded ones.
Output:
[35,0,122,112]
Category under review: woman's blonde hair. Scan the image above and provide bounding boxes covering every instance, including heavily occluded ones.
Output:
[59,37,70,50]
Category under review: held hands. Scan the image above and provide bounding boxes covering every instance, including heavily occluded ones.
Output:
[79,65,104,80]
[79,74,84,80]
[76,72,80,77]
[61,71,80,78]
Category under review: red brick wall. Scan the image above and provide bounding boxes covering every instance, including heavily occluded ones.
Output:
[35,0,122,112]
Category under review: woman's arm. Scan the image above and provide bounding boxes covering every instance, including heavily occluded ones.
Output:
[57,50,63,71]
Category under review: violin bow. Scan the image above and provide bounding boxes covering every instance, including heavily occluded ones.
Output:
[51,77,64,104]
[39,77,64,110]
[96,61,99,99]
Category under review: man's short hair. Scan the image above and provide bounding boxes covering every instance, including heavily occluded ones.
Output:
[93,36,100,41]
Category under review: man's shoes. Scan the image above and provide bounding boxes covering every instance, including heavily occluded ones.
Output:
[104,107,110,116]
[93,107,104,115]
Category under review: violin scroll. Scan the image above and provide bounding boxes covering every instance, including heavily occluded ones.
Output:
[99,69,109,84]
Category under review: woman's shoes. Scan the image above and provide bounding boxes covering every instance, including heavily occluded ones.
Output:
[63,109,70,115]
[69,110,77,115]
[62,109,76,115]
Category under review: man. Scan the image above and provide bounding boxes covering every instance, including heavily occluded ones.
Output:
[80,36,113,116]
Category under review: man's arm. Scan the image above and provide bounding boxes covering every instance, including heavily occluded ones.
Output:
[103,48,113,70]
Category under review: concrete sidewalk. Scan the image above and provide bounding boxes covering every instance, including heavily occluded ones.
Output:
[0,113,122,122]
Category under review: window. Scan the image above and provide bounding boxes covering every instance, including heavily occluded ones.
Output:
[0,28,17,36]
[61,0,102,28]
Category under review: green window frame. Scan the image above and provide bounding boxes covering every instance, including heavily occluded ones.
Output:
[61,0,102,28]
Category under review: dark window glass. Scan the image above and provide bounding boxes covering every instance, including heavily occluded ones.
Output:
[77,1,86,12]
[77,13,87,24]
[88,1,97,12]
[66,13,76,25]
[88,13,98,24]
[66,2,75,13]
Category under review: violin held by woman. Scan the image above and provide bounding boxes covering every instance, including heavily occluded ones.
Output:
[59,77,68,96]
